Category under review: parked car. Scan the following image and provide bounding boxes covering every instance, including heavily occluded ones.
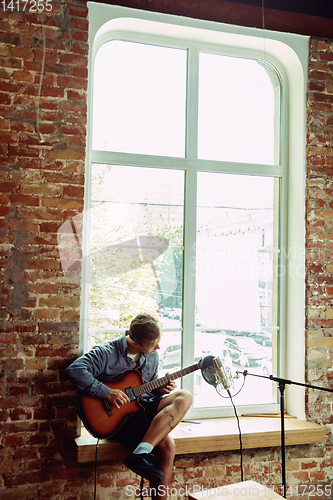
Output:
[261,357,272,376]
[168,308,181,320]
[248,331,272,346]
[158,344,181,369]
[158,332,216,369]
[222,336,267,367]
[228,330,252,337]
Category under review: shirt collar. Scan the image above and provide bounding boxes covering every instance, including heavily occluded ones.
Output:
[122,330,146,365]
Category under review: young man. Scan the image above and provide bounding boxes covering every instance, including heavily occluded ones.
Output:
[66,314,193,499]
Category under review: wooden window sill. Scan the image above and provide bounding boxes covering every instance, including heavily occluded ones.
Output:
[74,414,325,463]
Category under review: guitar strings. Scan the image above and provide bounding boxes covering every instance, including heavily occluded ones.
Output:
[134,362,200,396]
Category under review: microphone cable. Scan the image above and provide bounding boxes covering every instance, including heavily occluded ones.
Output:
[228,389,244,482]
[215,375,246,399]
[215,384,244,482]
[94,439,100,500]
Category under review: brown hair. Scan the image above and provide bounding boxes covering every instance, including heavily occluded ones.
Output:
[129,314,160,345]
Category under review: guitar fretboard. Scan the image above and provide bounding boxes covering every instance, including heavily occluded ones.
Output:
[133,362,200,397]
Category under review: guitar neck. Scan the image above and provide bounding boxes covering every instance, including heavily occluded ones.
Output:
[134,362,200,398]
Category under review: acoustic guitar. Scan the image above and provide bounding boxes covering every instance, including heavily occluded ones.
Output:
[77,361,201,439]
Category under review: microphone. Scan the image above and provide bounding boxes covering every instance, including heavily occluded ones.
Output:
[213,356,234,391]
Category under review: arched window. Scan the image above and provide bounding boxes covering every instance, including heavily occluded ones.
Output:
[82,4,308,418]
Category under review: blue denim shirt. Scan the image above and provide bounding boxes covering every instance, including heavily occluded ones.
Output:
[66,332,159,400]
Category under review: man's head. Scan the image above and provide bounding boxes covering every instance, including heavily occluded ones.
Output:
[129,314,161,354]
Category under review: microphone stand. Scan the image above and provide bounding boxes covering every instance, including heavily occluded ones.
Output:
[239,370,333,498]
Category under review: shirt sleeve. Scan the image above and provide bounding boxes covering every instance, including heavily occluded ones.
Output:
[66,345,112,399]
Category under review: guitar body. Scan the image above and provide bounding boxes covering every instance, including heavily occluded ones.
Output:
[77,359,203,440]
[77,370,144,439]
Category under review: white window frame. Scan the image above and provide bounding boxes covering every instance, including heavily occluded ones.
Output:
[82,2,309,419]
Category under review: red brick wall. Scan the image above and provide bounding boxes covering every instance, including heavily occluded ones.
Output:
[1,1,333,498]
[306,41,333,420]
[0,1,88,498]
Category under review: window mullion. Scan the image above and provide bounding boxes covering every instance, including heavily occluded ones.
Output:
[182,167,198,392]
[185,46,199,161]
[182,45,199,393]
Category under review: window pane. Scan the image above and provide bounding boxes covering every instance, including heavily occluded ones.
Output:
[88,164,184,348]
[198,53,279,164]
[194,173,279,409]
[92,41,187,157]
[158,330,182,391]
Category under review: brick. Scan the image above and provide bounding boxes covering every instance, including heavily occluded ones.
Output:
[66,135,86,148]
[42,197,84,209]
[317,41,329,51]
[0,93,12,105]
[20,184,62,197]
[301,460,318,469]
[8,386,29,396]
[45,150,85,161]
[10,47,34,59]
[67,89,86,101]
[8,145,40,158]
[61,100,87,113]
[2,434,24,448]
[10,194,39,207]
[26,259,60,270]
[36,123,57,135]
[0,182,19,194]
[3,470,45,488]
[0,459,21,474]
[24,358,46,371]
[311,93,333,104]
[71,30,89,43]
[59,53,88,66]
[11,409,32,420]
[70,18,89,32]
[17,207,62,221]
[39,222,61,233]
[12,70,33,83]
[35,346,75,357]
[51,467,79,481]
[57,75,88,90]
[0,486,38,499]
[59,125,85,136]
[309,471,326,480]
[37,309,59,320]
[41,87,65,98]
[309,81,326,92]
[0,206,10,216]
[1,359,24,371]
[34,408,55,420]
[320,53,333,62]
[68,4,88,17]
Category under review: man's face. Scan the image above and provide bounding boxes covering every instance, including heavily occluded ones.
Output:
[139,335,161,354]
